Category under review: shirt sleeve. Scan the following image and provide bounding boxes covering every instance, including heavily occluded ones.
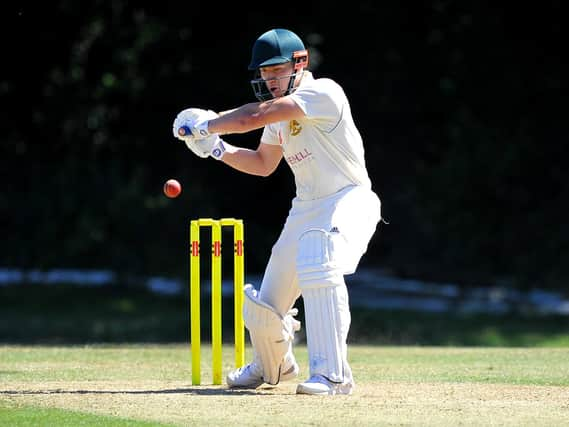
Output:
[260,123,280,145]
[289,79,345,132]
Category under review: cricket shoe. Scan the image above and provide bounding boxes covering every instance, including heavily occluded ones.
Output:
[226,356,299,389]
[296,374,354,396]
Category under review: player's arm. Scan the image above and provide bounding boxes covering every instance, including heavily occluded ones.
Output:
[173,96,303,174]
[209,96,305,135]
[219,141,283,177]
[202,96,303,176]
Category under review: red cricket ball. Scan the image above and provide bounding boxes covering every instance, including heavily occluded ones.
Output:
[164,179,182,198]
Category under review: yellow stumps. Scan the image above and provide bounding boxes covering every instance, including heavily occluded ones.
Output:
[189,218,245,385]
[190,220,201,386]
[223,218,245,369]
[210,220,222,385]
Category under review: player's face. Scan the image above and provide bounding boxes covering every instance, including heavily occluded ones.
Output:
[259,62,295,98]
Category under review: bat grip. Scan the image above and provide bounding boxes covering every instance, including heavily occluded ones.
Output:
[178,126,192,137]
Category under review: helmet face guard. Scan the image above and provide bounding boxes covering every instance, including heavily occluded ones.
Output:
[250,50,309,102]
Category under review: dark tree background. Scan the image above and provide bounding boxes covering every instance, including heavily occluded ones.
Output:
[2,1,567,290]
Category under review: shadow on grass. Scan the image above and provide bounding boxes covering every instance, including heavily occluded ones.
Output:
[0,388,258,396]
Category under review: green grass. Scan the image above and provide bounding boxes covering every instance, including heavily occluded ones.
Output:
[1,284,568,347]
[1,284,567,425]
[351,308,569,347]
[1,345,568,386]
[349,346,569,385]
[0,405,171,426]
[1,345,568,426]
[0,284,188,343]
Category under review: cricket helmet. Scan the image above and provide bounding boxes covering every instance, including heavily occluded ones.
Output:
[248,28,309,101]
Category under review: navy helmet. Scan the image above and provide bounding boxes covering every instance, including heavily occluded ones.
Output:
[248,29,309,101]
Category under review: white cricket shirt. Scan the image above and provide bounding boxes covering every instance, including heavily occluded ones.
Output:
[260,72,372,201]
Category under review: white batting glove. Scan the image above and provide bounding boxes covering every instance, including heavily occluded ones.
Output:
[209,137,226,160]
[183,135,227,160]
[172,108,217,141]
[183,137,210,158]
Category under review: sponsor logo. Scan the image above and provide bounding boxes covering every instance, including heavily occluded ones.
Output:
[212,142,225,159]
[286,148,312,165]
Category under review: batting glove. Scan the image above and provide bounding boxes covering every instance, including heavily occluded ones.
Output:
[183,135,227,161]
[172,108,217,141]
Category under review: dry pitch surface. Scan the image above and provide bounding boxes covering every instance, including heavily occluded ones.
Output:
[1,345,568,426]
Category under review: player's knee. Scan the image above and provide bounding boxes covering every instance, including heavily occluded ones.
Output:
[296,229,345,290]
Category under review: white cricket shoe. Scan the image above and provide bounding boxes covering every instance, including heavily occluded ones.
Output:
[226,357,299,389]
[296,375,354,395]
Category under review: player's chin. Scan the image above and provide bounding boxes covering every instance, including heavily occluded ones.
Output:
[270,88,283,97]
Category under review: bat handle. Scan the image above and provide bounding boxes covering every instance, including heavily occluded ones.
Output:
[178,126,192,137]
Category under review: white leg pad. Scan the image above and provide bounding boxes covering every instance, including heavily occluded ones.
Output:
[297,229,352,383]
[301,285,351,383]
[297,228,348,286]
[243,284,301,385]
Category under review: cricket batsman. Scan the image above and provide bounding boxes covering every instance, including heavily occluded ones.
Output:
[173,28,382,395]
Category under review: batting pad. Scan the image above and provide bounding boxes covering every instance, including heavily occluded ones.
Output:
[297,229,351,383]
[296,229,347,287]
[301,284,350,383]
[243,284,301,385]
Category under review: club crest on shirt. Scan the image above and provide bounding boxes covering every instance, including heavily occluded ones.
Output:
[290,120,302,136]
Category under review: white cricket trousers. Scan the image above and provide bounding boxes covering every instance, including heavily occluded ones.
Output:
[258,185,382,314]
